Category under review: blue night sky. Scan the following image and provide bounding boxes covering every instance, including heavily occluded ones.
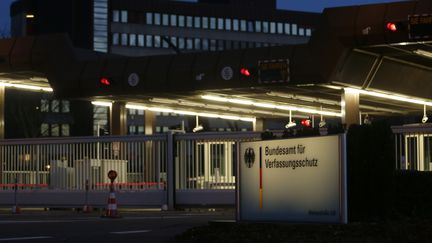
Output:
[0,0,406,36]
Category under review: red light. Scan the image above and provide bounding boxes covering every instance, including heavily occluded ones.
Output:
[386,22,397,32]
[301,119,311,127]
[240,68,250,77]
[100,78,110,86]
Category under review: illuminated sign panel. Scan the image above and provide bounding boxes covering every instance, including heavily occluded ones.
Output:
[409,14,432,39]
[238,134,347,223]
[258,59,289,83]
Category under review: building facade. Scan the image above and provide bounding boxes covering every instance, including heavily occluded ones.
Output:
[9,0,320,137]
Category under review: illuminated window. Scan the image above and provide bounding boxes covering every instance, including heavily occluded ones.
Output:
[270,22,276,33]
[186,38,193,50]
[129,33,136,46]
[194,16,201,28]
[41,123,49,136]
[138,126,144,134]
[138,34,144,46]
[162,37,169,48]
[51,124,59,136]
[137,109,144,115]
[233,19,239,31]
[112,10,119,22]
[255,21,261,32]
[162,14,169,26]
[306,28,312,36]
[247,21,254,32]
[146,35,153,47]
[62,100,70,113]
[178,37,185,49]
[284,23,290,34]
[170,36,177,47]
[194,38,201,50]
[128,109,136,115]
[62,124,70,136]
[262,21,269,33]
[225,19,231,31]
[154,36,161,48]
[202,17,208,29]
[120,10,128,23]
[170,14,177,26]
[154,13,161,25]
[146,13,153,24]
[186,16,193,27]
[178,15,185,27]
[277,22,283,34]
[292,24,298,35]
[112,33,119,45]
[129,125,136,134]
[41,99,49,112]
[299,27,305,36]
[240,20,246,31]
[202,39,209,50]
[210,17,216,29]
[217,18,224,30]
[121,33,128,45]
[52,100,60,112]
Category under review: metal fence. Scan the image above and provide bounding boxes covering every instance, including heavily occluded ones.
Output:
[0,135,167,191]
[392,124,432,171]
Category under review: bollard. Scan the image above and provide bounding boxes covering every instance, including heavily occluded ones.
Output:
[102,170,120,218]
[12,178,21,214]
[83,179,92,213]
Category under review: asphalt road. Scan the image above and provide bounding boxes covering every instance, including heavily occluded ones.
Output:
[0,209,235,242]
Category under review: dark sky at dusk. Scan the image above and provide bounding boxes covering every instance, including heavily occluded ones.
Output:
[0,0,405,36]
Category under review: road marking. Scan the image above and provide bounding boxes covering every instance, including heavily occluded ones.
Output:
[0,220,74,224]
[0,236,53,241]
[110,230,151,234]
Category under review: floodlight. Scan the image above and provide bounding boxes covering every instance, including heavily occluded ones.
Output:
[285,121,296,129]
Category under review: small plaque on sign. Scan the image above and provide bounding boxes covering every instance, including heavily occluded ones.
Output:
[258,59,290,84]
[221,66,234,81]
[128,73,139,87]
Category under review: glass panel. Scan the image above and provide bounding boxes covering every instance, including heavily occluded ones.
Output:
[51,124,59,137]
[121,33,128,45]
[113,10,119,22]
[146,35,153,47]
[178,15,185,27]
[262,21,269,33]
[277,22,283,34]
[138,126,144,134]
[129,126,136,134]
[225,18,231,31]
[146,12,153,24]
[255,21,261,32]
[186,16,193,27]
[41,123,49,136]
[240,20,246,31]
[407,137,418,170]
[194,16,201,28]
[138,34,144,46]
[162,14,169,26]
[170,14,177,26]
[154,35,161,47]
[202,16,208,29]
[41,99,49,112]
[284,23,291,34]
[306,28,312,36]
[112,33,119,45]
[256,42,262,48]
[61,100,70,113]
[210,39,217,51]
[162,37,169,48]
[154,13,161,25]
[247,21,254,32]
[233,19,239,31]
[210,17,216,29]
[299,27,305,36]
[217,18,224,30]
[292,24,298,35]
[170,36,177,47]
[270,22,276,33]
[121,10,128,23]
[129,33,136,46]
[217,40,224,50]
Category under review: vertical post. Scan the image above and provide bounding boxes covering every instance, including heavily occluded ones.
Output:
[341,89,360,129]
[110,102,127,136]
[166,131,175,210]
[144,111,156,135]
[253,119,264,132]
[0,87,4,139]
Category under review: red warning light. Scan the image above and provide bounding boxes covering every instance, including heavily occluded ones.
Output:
[301,119,311,127]
[100,77,110,86]
[240,68,251,77]
[386,22,397,32]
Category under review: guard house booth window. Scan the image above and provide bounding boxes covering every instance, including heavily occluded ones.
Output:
[393,124,432,171]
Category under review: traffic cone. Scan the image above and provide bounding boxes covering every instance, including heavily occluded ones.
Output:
[102,184,120,218]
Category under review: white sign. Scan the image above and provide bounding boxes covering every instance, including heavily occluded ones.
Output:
[128,73,139,87]
[238,134,347,223]
[221,66,233,80]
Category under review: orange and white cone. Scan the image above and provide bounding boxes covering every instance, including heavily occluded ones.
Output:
[103,185,120,218]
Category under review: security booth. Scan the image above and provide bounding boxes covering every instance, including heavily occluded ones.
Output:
[392,123,432,171]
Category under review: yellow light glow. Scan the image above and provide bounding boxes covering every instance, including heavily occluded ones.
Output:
[26,14,35,19]
[0,82,52,92]
[91,101,112,107]
[344,88,432,106]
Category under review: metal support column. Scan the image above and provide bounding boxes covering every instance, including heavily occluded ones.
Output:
[341,89,360,129]
[166,131,175,210]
